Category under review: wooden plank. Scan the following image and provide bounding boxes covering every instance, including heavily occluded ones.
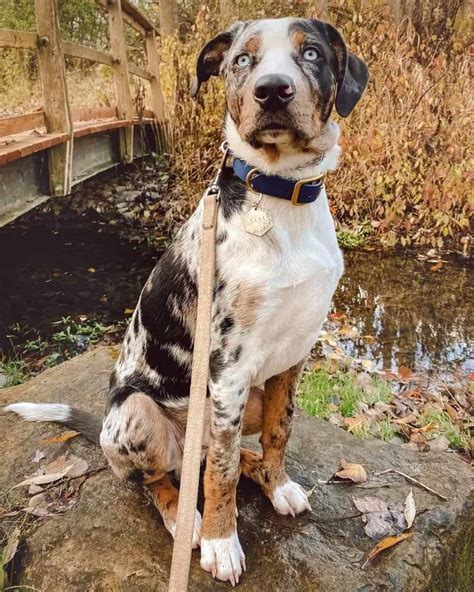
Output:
[128,62,152,81]
[35,0,73,196]
[0,111,45,137]
[71,106,117,122]
[121,0,156,33]
[73,119,130,138]
[0,28,38,49]
[0,132,68,166]
[108,0,134,162]
[95,0,148,36]
[145,30,165,122]
[62,41,113,66]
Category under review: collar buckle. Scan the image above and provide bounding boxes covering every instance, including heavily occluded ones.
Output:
[290,173,325,206]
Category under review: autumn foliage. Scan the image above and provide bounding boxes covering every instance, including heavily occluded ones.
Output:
[161,1,472,251]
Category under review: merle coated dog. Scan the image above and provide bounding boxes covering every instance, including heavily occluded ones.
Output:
[7,18,368,585]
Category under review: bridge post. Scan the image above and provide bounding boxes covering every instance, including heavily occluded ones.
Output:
[145,29,167,151]
[35,0,73,197]
[108,0,134,163]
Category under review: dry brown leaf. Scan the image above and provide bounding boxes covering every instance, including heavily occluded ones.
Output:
[344,415,368,431]
[445,404,458,422]
[13,455,89,488]
[334,459,367,484]
[2,526,21,565]
[24,493,52,517]
[403,489,416,529]
[362,533,413,568]
[353,496,387,514]
[42,430,80,444]
[398,366,414,381]
[392,413,418,425]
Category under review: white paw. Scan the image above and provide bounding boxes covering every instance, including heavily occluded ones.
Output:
[271,479,311,517]
[200,532,246,586]
[166,510,202,549]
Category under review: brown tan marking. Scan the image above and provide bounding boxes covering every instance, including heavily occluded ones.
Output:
[245,36,260,54]
[240,363,304,497]
[147,474,180,530]
[233,284,262,330]
[293,31,306,48]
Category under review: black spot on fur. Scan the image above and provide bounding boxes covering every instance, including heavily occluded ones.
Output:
[220,316,234,335]
[118,445,129,456]
[133,314,140,335]
[232,345,242,362]
[213,280,226,298]
[219,167,246,220]
[128,469,145,483]
[216,230,228,245]
[125,417,132,432]
[107,384,139,409]
[210,350,224,381]
[128,439,148,454]
[231,416,241,427]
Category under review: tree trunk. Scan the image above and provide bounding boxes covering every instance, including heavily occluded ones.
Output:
[397,0,464,48]
[158,0,178,38]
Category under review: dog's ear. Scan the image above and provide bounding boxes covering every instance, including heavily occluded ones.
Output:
[315,21,369,118]
[190,22,246,98]
[335,51,369,117]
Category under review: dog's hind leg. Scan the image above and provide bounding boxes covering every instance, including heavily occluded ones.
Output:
[240,363,311,517]
[100,392,201,546]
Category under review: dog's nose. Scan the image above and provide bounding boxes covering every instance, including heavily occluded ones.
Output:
[253,75,295,110]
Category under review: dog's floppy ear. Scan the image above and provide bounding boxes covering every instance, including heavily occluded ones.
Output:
[316,21,369,118]
[190,22,246,98]
[335,51,369,117]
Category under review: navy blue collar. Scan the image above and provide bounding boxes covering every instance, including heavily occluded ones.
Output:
[232,157,325,206]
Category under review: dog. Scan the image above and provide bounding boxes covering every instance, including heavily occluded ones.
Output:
[6,17,368,585]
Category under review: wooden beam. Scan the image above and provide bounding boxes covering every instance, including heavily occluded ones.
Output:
[62,41,113,66]
[95,0,150,36]
[108,0,134,162]
[145,30,165,122]
[0,28,38,49]
[128,62,152,81]
[121,0,156,33]
[0,111,46,138]
[71,106,117,122]
[35,0,73,196]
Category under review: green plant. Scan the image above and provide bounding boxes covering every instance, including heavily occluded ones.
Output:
[378,417,397,442]
[0,358,30,387]
[421,409,470,450]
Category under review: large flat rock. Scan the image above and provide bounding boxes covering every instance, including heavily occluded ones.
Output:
[1,347,472,591]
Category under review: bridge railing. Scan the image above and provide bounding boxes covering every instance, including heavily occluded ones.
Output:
[0,0,166,198]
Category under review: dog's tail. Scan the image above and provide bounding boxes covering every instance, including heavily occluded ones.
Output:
[4,402,102,444]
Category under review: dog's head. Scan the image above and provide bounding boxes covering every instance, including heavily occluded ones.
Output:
[191,18,368,158]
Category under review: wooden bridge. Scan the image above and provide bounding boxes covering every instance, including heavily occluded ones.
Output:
[0,0,167,226]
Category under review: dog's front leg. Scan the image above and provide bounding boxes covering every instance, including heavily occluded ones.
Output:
[241,362,311,516]
[200,377,248,585]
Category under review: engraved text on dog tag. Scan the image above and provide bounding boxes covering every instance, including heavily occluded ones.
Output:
[244,206,273,236]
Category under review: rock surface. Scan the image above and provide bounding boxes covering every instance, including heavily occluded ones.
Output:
[1,347,472,591]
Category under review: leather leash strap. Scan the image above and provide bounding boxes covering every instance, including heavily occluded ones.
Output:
[168,188,219,592]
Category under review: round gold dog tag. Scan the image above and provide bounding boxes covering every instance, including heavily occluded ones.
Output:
[244,206,273,236]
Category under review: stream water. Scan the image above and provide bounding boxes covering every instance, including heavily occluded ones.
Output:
[0,205,472,376]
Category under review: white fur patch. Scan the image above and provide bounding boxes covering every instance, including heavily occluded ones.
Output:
[271,479,311,517]
[4,402,71,422]
[200,532,246,586]
[167,510,202,549]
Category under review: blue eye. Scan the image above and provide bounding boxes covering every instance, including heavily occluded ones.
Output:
[303,47,318,61]
[236,53,251,67]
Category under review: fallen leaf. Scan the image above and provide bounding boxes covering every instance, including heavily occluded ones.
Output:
[28,483,44,495]
[334,459,367,484]
[24,493,52,517]
[42,430,80,444]
[361,359,375,372]
[87,267,96,273]
[353,496,387,514]
[444,404,458,422]
[32,450,46,464]
[344,415,368,432]
[124,307,134,315]
[392,413,418,425]
[13,455,89,488]
[430,262,443,271]
[403,489,416,529]
[2,526,20,565]
[362,533,414,568]
[364,510,406,540]
[398,366,414,381]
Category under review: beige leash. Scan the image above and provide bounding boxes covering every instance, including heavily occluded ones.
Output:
[167,171,222,591]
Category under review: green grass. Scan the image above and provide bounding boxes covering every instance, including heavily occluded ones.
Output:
[297,367,392,420]
[0,358,30,387]
[336,226,371,249]
[377,416,398,442]
[421,409,470,450]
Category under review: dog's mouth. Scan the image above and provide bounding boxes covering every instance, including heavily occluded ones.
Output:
[251,120,295,144]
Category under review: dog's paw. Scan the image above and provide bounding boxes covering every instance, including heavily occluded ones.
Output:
[166,509,202,549]
[270,479,311,517]
[200,532,246,586]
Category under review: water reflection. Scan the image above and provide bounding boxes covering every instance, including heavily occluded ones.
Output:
[333,252,473,372]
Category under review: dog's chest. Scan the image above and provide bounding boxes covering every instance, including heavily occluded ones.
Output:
[216,191,344,383]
